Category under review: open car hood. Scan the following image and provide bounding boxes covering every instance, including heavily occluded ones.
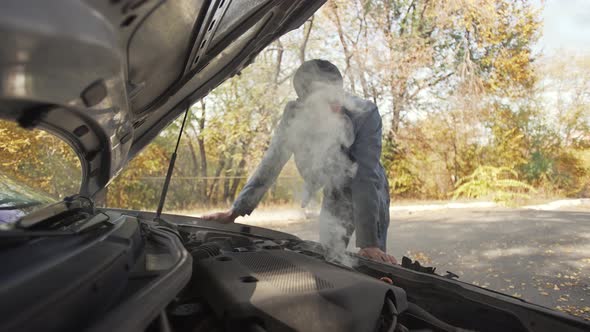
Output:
[0,0,323,195]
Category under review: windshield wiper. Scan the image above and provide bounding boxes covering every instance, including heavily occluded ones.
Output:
[0,214,112,250]
[0,201,43,210]
[16,195,93,229]
[16,195,95,230]
[2,211,112,236]
[0,210,115,243]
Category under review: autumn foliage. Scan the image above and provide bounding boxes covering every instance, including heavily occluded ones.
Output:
[1,0,589,210]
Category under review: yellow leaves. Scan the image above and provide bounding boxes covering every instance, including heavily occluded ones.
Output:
[452,165,535,203]
[0,119,81,198]
[450,0,541,95]
[106,142,169,209]
[556,304,590,319]
[485,47,536,95]
[406,250,432,264]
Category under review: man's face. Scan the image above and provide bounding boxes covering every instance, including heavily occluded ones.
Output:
[301,81,344,114]
[329,101,342,114]
[295,85,352,147]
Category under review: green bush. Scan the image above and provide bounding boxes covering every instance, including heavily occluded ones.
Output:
[452,166,536,205]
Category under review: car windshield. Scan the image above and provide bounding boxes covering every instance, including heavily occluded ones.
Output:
[0,119,82,224]
[0,172,56,224]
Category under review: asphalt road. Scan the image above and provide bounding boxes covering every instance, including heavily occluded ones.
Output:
[271,208,590,320]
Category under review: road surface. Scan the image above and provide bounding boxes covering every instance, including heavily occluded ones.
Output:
[270,208,590,320]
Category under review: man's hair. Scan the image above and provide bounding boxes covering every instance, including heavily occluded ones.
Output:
[293,59,343,99]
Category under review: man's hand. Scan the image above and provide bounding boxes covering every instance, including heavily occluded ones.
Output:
[358,247,398,265]
[201,209,238,224]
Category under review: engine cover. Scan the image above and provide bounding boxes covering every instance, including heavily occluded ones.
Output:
[191,249,407,332]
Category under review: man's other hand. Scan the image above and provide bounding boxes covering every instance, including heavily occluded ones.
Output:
[201,209,238,224]
[358,247,398,265]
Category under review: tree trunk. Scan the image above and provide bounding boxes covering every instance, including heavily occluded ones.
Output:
[328,2,356,93]
[391,92,403,134]
[299,16,314,64]
[187,140,199,172]
[229,158,247,201]
[222,154,235,203]
[186,137,200,199]
[357,68,369,99]
[274,40,284,84]
[208,158,225,204]
[197,100,208,201]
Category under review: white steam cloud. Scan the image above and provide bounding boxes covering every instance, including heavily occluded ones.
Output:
[283,82,368,267]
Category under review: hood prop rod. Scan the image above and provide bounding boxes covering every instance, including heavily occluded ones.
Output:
[155,104,191,222]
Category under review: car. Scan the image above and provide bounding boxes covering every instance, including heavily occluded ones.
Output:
[0,1,589,331]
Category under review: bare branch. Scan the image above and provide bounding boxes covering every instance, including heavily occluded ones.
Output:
[299,16,315,64]
[407,72,455,101]
[327,0,356,92]
[273,40,284,85]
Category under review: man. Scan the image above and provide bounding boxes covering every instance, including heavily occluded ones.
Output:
[204,59,396,264]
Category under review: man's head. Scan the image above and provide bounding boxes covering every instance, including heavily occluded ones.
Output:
[293,59,343,100]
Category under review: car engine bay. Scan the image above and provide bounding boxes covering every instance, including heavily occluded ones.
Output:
[177,229,408,332]
[168,224,557,332]
[165,220,587,332]
[160,215,590,332]
[2,209,589,332]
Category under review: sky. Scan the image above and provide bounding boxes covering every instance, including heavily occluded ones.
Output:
[537,0,590,56]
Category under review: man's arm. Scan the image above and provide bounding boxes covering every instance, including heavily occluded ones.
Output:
[349,106,395,264]
[231,103,295,216]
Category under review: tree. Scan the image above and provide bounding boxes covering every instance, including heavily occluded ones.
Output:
[0,120,81,198]
[518,54,590,196]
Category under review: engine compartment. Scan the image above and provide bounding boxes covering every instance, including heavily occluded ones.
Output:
[3,209,589,332]
[169,227,479,332]
[169,222,590,332]
[180,230,406,332]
